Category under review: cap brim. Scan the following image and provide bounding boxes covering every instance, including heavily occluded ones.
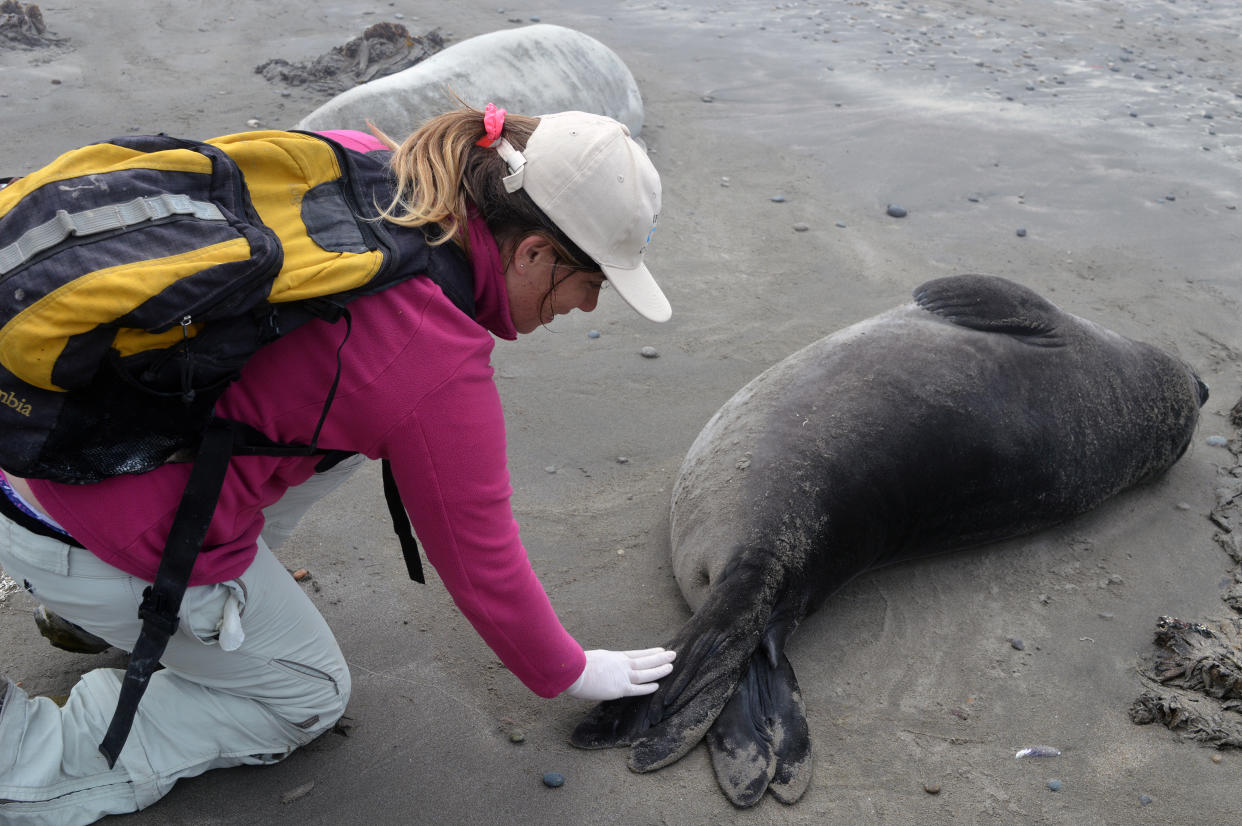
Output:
[601,261,671,322]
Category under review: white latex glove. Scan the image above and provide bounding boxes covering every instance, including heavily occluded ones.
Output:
[564,647,677,701]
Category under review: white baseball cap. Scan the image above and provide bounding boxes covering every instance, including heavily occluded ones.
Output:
[494,111,670,323]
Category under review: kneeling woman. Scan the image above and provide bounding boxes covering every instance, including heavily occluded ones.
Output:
[0,105,675,824]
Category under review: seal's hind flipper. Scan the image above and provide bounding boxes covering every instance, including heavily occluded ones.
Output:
[705,651,812,807]
[913,274,1061,337]
[570,618,757,770]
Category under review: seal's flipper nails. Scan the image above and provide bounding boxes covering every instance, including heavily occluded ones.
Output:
[913,274,1061,337]
[705,651,812,807]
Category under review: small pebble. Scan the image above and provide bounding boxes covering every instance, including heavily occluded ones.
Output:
[616,456,629,464]
[1139,794,1153,805]
[1009,637,1025,651]
[544,466,557,474]
[1175,502,1191,511]
[886,204,908,218]
[967,196,980,203]
[720,176,730,187]
[770,194,786,203]
[587,329,600,339]
[617,549,626,556]
[1211,753,1223,764]
[1047,779,1062,792]
[1016,228,1028,237]
[246,118,262,128]
[640,346,659,359]
[542,772,565,788]
[923,782,941,795]
[509,730,525,743]
[280,781,315,804]
[701,95,714,103]
[292,568,310,581]
[793,223,809,232]
[835,221,847,228]
[1207,435,1228,447]
[1098,611,1115,620]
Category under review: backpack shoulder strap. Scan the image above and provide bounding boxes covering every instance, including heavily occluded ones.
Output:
[99,418,237,767]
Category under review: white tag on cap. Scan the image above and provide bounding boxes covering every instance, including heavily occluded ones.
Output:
[493,138,527,192]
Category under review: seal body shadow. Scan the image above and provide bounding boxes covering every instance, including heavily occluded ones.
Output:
[572,274,1207,807]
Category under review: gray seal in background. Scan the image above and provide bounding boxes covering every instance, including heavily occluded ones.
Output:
[572,274,1208,807]
[296,24,645,139]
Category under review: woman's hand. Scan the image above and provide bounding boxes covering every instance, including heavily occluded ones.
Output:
[563,647,677,701]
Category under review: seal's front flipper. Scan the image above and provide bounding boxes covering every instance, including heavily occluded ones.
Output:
[705,651,812,807]
[913,274,1061,338]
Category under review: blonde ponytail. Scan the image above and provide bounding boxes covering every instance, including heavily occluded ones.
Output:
[373,106,538,253]
[370,105,595,272]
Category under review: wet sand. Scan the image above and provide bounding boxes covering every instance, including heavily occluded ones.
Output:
[1,1,1240,823]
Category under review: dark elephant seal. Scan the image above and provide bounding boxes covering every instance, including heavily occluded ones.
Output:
[572,274,1208,806]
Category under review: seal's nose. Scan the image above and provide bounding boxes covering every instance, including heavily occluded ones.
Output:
[1195,374,1210,407]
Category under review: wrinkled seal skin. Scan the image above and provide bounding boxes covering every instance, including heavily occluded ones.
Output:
[572,275,1208,807]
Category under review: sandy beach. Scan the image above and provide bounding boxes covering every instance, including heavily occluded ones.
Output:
[2,1,1240,823]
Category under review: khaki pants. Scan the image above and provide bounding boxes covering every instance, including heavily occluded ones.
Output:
[0,455,364,825]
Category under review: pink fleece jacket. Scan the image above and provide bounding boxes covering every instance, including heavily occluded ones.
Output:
[26,130,586,698]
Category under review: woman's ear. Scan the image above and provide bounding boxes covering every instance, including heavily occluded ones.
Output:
[513,234,555,272]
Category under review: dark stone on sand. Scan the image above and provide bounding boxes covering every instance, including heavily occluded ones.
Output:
[542,772,565,788]
[770,194,786,203]
[1016,228,1027,237]
[886,204,908,218]
[1047,779,1062,792]
[640,346,659,359]
[1010,637,1025,651]
[793,223,809,232]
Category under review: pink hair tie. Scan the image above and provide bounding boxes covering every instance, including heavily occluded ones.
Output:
[475,102,507,147]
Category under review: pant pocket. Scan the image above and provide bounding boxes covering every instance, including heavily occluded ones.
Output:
[267,658,346,735]
[179,579,246,647]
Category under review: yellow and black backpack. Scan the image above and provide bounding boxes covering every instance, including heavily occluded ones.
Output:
[0,130,474,765]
